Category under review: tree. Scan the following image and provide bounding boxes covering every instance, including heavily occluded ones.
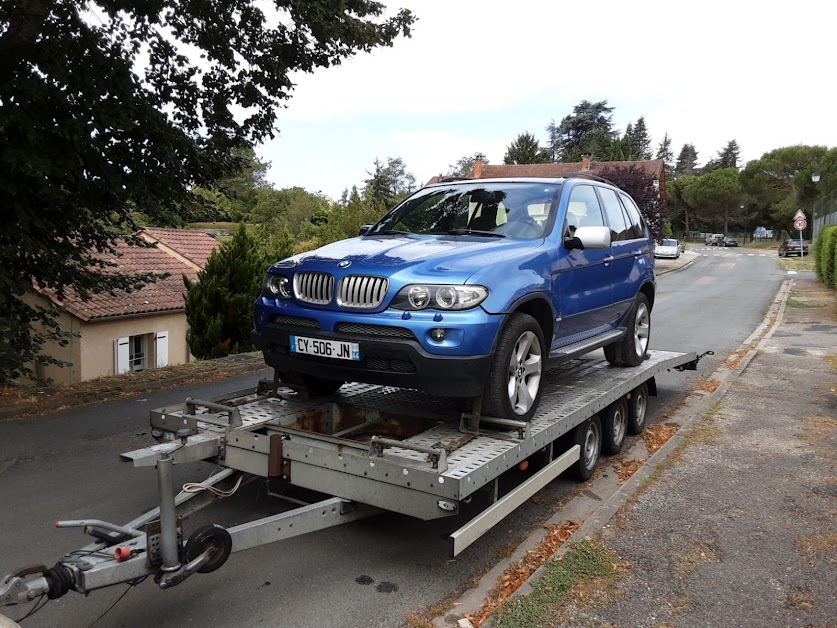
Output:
[0,0,414,381]
[546,100,616,162]
[503,132,550,165]
[599,165,665,239]
[716,140,741,170]
[625,116,653,160]
[674,144,699,178]
[191,145,272,222]
[445,153,489,178]
[655,132,674,179]
[681,168,743,234]
[249,187,330,240]
[184,225,267,359]
[363,157,416,207]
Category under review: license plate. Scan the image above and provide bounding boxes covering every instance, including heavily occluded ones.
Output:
[290,335,360,361]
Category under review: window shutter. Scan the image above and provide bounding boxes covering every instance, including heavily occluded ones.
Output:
[114,337,130,374]
[155,331,169,368]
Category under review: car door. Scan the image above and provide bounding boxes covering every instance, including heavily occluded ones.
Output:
[598,186,643,325]
[550,183,613,346]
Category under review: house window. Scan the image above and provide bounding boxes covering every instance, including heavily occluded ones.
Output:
[114,334,149,374]
[129,335,147,372]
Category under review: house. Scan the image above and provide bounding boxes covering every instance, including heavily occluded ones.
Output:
[29,228,220,384]
[428,155,666,203]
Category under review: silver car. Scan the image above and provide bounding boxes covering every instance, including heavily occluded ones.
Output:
[654,238,680,259]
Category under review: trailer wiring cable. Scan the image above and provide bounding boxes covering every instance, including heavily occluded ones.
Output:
[85,575,149,628]
[12,593,47,623]
[180,473,244,499]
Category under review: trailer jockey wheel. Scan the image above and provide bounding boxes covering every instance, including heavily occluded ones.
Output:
[184,524,232,574]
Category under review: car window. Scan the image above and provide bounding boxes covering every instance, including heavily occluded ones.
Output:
[565,185,605,239]
[617,192,645,240]
[661,239,677,246]
[597,187,631,241]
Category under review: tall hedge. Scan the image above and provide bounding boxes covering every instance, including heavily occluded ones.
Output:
[184,225,267,359]
[815,225,837,288]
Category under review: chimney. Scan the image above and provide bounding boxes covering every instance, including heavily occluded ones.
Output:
[581,153,591,171]
[473,156,483,178]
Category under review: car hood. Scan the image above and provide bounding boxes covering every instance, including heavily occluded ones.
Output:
[277,235,543,283]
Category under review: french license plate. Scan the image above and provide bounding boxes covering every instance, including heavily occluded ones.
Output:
[290,335,360,361]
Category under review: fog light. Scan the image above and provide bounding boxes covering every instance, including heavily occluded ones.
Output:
[430,328,446,342]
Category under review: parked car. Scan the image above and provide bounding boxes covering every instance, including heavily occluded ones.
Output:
[719,236,738,247]
[654,238,680,259]
[778,239,809,257]
[705,233,724,246]
[253,176,656,421]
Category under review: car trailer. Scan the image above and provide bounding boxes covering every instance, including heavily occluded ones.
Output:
[1,350,704,616]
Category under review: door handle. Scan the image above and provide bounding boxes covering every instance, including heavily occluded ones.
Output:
[604,256,614,263]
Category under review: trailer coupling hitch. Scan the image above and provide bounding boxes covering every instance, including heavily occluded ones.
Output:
[673,350,715,371]
[0,563,75,607]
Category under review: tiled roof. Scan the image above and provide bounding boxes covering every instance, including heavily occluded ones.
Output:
[42,236,208,322]
[139,228,220,269]
[473,159,664,180]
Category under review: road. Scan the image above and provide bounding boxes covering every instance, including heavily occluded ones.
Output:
[0,247,787,628]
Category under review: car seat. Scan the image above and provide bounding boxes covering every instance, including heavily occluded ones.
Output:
[468,204,499,231]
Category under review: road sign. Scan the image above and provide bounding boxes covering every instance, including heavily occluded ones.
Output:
[794,218,807,231]
[794,209,806,221]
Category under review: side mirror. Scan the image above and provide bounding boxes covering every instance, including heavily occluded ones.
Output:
[358,225,372,236]
[566,226,611,250]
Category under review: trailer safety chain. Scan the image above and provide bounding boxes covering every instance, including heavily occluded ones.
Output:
[672,350,714,371]
[180,473,244,499]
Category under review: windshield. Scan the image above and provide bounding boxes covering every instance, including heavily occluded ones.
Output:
[660,239,677,246]
[367,182,562,240]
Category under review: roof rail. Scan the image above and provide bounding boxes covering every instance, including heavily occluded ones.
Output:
[435,176,472,183]
[563,172,617,186]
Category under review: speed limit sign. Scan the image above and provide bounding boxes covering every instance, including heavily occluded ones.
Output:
[794,218,807,231]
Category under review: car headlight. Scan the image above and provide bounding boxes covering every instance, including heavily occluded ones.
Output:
[264,274,291,299]
[391,285,488,311]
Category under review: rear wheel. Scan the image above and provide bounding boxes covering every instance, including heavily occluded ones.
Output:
[570,415,602,480]
[627,382,649,435]
[278,371,344,396]
[482,313,545,421]
[604,293,651,367]
[601,397,628,455]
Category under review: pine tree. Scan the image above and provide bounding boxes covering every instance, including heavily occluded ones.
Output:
[655,133,674,177]
[504,132,550,165]
[716,140,741,169]
[674,144,699,178]
[546,100,615,162]
[184,225,267,359]
[629,116,653,160]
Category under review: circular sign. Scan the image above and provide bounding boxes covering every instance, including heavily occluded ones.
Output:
[794,218,807,231]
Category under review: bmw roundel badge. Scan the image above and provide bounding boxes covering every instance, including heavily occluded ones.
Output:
[338,260,351,268]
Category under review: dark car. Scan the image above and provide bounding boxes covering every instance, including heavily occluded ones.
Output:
[253,176,656,421]
[778,239,809,257]
[720,236,738,247]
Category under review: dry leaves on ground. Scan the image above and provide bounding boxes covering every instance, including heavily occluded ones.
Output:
[614,459,646,484]
[642,424,678,455]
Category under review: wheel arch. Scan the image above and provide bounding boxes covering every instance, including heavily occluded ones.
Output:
[507,294,554,348]
[639,281,655,311]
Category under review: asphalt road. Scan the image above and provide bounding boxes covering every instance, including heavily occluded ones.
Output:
[0,247,787,628]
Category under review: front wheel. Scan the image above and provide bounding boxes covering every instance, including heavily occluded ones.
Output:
[482,312,545,421]
[604,293,651,367]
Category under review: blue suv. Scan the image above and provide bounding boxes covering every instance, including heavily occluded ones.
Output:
[253,176,655,420]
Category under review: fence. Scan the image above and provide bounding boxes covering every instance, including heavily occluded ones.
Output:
[814,191,837,242]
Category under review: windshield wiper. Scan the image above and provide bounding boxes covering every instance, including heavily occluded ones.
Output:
[445,229,506,238]
[370,229,411,236]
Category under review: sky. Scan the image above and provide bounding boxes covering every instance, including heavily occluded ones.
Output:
[256,0,835,200]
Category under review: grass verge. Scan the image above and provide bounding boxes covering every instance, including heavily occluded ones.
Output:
[491,539,628,628]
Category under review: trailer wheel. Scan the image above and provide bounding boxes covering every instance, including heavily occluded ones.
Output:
[570,415,602,480]
[604,293,651,367]
[482,313,545,421]
[184,524,232,574]
[601,397,628,455]
[278,371,344,396]
[627,382,649,435]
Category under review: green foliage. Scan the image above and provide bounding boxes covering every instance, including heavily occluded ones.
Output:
[816,225,837,288]
[656,132,674,176]
[184,225,267,359]
[503,132,550,165]
[624,116,653,160]
[546,100,616,162]
[363,157,416,207]
[445,153,489,178]
[250,186,330,241]
[674,143,700,177]
[0,0,414,381]
[681,168,743,232]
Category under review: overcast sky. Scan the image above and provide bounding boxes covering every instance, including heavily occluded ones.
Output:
[257,0,834,200]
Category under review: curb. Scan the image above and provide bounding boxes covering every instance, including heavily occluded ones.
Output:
[449,278,794,627]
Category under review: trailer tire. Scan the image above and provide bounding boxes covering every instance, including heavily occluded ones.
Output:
[184,524,232,574]
[482,312,545,421]
[278,371,344,397]
[604,293,651,367]
[627,382,649,435]
[570,415,602,481]
[601,397,628,455]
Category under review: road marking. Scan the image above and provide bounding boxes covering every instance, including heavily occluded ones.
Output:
[747,253,755,256]
[787,270,798,275]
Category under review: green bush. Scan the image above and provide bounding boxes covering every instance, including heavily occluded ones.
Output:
[816,225,837,288]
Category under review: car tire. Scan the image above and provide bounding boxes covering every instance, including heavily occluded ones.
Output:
[601,397,628,455]
[482,312,545,421]
[604,293,651,367]
[278,371,344,396]
[627,382,649,435]
[570,415,602,481]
